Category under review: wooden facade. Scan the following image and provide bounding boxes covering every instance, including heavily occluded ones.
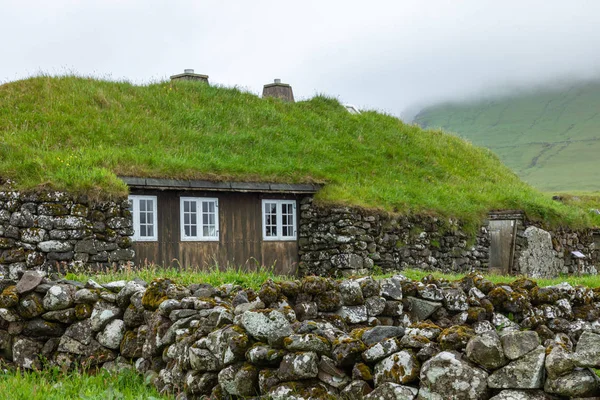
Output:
[124,178,319,275]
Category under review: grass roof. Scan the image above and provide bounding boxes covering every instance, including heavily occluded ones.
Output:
[1,75,599,230]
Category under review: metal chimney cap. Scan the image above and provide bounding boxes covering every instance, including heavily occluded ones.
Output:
[274,78,281,84]
[184,69,195,74]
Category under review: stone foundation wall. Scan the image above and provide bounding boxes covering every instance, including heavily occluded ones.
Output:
[1,272,600,399]
[298,198,490,277]
[0,191,134,278]
[299,199,600,278]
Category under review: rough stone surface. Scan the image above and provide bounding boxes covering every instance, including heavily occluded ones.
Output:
[517,227,566,278]
[466,330,508,370]
[373,350,420,386]
[544,368,599,397]
[488,346,546,389]
[500,330,540,360]
[418,351,489,400]
[573,330,600,367]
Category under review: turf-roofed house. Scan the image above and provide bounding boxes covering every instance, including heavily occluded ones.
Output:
[0,70,599,279]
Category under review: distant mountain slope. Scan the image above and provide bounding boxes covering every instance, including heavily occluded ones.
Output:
[414,81,600,192]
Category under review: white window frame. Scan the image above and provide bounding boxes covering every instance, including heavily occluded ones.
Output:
[262,199,297,241]
[129,195,158,242]
[180,197,220,241]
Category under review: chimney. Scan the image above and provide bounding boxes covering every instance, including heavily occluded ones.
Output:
[262,79,294,102]
[170,69,209,84]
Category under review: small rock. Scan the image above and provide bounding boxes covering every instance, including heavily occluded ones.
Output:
[16,271,44,294]
[373,350,419,386]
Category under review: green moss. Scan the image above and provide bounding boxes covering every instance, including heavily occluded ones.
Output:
[439,325,475,351]
[0,285,19,308]
[141,278,174,311]
[75,303,92,319]
[354,363,373,381]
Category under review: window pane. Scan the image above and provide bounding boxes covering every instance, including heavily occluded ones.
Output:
[203,214,208,225]
[209,214,215,225]
[147,226,154,237]
[191,201,196,213]
[184,226,190,237]
[191,214,197,225]
[140,213,146,224]
[184,201,189,212]
[140,225,147,237]
[140,200,146,212]
[184,214,189,225]
[191,226,197,237]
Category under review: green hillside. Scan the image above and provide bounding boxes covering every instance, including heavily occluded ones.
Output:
[414,80,600,192]
[0,75,598,229]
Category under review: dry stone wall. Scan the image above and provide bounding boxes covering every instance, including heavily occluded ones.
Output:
[0,191,134,277]
[1,271,600,399]
[299,198,600,278]
[298,198,491,277]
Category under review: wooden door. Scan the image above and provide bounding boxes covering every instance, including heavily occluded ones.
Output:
[489,219,517,274]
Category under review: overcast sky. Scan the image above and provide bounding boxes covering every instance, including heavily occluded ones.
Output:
[3,0,600,120]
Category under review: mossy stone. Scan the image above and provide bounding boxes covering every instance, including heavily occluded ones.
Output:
[0,285,19,308]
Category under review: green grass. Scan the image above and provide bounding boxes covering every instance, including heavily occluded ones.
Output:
[66,265,600,290]
[0,366,168,400]
[414,80,600,193]
[1,75,600,230]
[66,263,286,289]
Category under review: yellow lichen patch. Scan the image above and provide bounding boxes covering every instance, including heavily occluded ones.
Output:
[141,278,174,311]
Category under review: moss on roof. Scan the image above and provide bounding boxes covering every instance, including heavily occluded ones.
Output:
[1,75,599,230]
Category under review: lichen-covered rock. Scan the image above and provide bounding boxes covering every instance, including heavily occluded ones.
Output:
[379,276,404,300]
[12,337,43,369]
[545,368,600,397]
[438,325,475,351]
[364,383,418,400]
[489,390,557,400]
[544,344,574,378]
[89,301,122,332]
[38,240,73,253]
[240,310,292,346]
[500,330,540,360]
[362,337,400,363]
[573,330,600,367]
[0,285,19,308]
[246,343,285,366]
[116,280,145,309]
[418,351,488,400]
[442,288,469,312]
[361,326,405,346]
[318,355,351,389]
[218,362,259,397]
[365,296,386,317]
[189,346,220,372]
[96,318,125,350]
[488,346,546,389]
[23,318,65,337]
[278,351,319,380]
[406,296,442,321]
[465,330,507,370]
[517,227,566,278]
[338,305,368,324]
[17,292,44,319]
[340,280,364,306]
[315,290,342,312]
[284,333,330,354]
[43,284,75,311]
[341,380,373,399]
[332,336,367,367]
[373,350,420,386]
[184,371,218,396]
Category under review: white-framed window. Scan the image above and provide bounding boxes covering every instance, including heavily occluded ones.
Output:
[180,197,219,241]
[128,195,158,241]
[262,199,297,241]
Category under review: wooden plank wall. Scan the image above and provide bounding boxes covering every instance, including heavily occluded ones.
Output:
[131,189,299,275]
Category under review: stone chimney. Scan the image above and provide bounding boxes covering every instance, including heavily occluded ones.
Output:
[262,79,294,102]
[170,69,209,84]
